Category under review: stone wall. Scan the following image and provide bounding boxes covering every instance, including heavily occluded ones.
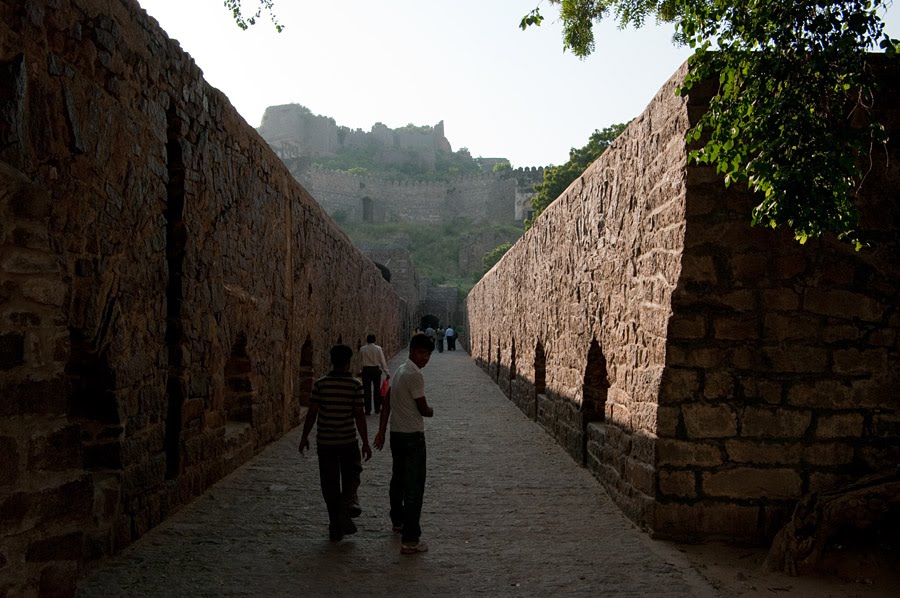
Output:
[293,165,521,225]
[467,58,900,543]
[0,0,405,595]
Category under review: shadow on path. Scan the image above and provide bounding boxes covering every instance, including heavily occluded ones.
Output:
[78,349,717,597]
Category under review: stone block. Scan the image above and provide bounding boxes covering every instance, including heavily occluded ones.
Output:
[668,314,706,339]
[653,502,760,541]
[28,423,81,471]
[772,254,808,279]
[703,370,735,399]
[822,324,861,343]
[761,288,800,311]
[762,345,828,373]
[659,367,700,404]
[803,289,884,322]
[0,248,59,274]
[741,407,811,438]
[873,412,900,436]
[713,316,758,341]
[26,532,83,562]
[763,313,819,342]
[656,439,723,468]
[738,378,783,404]
[725,440,801,465]
[729,253,768,281]
[807,472,850,493]
[814,413,865,439]
[624,458,656,495]
[656,405,680,437]
[833,348,888,375]
[786,380,851,409]
[658,469,696,498]
[20,278,67,306]
[0,436,20,486]
[683,403,737,438]
[802,442,855,466]
[681,254,717,284]
[702,467,801,499]
[39,562,78,598]
[666,345,724,368]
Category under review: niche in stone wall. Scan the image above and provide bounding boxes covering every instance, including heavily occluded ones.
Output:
[164,101,187,480]
[67,329,122,471]
[534,340,546,421]
[297,337,313,407]
[224,333,254,429]
[582,339,609,421]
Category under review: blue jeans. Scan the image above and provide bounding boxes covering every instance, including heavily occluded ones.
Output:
[389,431,426,543]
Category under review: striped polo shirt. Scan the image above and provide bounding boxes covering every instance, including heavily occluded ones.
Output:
[311,371,364,445]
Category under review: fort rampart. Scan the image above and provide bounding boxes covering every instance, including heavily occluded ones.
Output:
[292,165,543,225]
[0,0,405,594]
[468,59,900,543]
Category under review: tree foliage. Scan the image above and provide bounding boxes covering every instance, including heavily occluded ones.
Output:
[224,0,283,32]
[523,0,900,246]
[527,122,629,226]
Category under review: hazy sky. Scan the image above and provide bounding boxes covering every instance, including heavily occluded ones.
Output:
[138,0,899,168]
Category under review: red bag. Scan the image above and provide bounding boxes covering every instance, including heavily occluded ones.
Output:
[380,378,390,397]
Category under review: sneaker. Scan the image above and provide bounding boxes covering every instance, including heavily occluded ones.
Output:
[343,520,358,536]
[400,541,429,555]
[348,502,362,518]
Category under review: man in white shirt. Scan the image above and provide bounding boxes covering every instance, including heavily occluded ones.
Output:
[358,334,390,415]
[444,325,456,351]
[373,334,434,555]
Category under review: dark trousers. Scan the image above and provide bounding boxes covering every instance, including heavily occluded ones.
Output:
[447,336,456,350]
[361,366,382,413]
[436,338,444,353]
[317,441,362,531]
[389,431,427,544]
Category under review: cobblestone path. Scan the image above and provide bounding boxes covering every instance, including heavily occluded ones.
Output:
[78,349,718,597]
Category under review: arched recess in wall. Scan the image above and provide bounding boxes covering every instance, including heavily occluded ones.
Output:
[581,339,609,466]
[534,340,546,421]
[224,332,254,428]
[297,337,313,407]
[582,339,609,421]
[507,338,517,396]
[67,328,122,471]
[362,197,374,223]
[420,314,439,330]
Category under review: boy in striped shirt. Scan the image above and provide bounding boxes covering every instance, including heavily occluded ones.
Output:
[299,344,372,540]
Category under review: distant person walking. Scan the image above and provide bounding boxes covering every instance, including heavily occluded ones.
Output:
[373,334,435,555]
[435,326,445,353]
[445,325,456,351]
[424,325,435,343]
[359,334,390,415]
[299,344,372,541]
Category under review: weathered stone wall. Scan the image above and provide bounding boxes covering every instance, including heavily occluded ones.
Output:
[467,58,900,543]
[294,165,520,225]
[0,0,404,595]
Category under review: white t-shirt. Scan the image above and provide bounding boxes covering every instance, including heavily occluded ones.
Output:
[389,358,426,433]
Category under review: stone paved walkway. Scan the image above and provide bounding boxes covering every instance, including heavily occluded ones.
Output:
[78,349,718,597]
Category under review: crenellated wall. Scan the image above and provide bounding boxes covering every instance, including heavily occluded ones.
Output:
[0,0,405,595]
[280,164,544,226]
[468,58,900,543]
